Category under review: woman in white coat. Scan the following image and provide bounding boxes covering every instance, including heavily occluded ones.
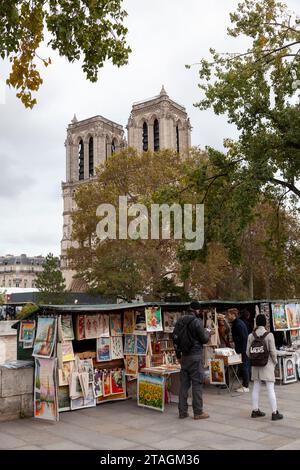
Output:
[247,314,283,421]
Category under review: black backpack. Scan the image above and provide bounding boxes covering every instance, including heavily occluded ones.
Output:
[172,316,196,358]
[249,331,270,367]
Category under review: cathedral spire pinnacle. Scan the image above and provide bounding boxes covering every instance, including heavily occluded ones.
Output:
[160,85,167,96]
[71,113,78,124]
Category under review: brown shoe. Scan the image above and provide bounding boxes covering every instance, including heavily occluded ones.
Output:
[179,413,189,419]
[194,412,210,420]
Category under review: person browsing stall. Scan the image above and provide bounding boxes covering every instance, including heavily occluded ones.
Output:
[227,308,250,392]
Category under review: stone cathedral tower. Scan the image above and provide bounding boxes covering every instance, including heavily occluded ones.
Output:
[61,87,191,289]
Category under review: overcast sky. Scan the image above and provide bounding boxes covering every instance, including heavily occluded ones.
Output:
[0,0,298,258]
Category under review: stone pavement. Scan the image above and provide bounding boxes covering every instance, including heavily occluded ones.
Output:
[0,382,300,450]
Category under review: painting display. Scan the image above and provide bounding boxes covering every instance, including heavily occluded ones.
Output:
[285,304,300,330]
[136,335,148,356]
[33,317,57,358]
[123,310,135,334]
[134,311,146,333]
[34,358,59,421]
[124,335,135,355]
[110,314,123,336]
[103,370,112,396]
[209,358,226,385]
[85,315,100,339]
[58,386,71,412]
[96,337,111,362]
[93,369,103,398]
[163,312,179,333]
[138,373,165,412]
[70,385,96,410]
[79,358,94,383]
[58,360,74,386]
[19,320,36,344]
[282,356,297,384]
[58,315,74,341]
[76,315,85,340]
[111,336,124,359]
[124,355,138,376]
[272,304,289,331]
[260,303,271,332]
[98,314,110,337]
[145,307,163,333]
[57,341,75,365]
[110,369,125,395]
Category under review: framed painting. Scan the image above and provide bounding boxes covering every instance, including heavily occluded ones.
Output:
[285,304,300,330]
[272,304,289,331]
[19,320,36,343]
[124,355,138,376]
[110,369,125,395]
[124,335,135,355]
[163,312,179,333]
[282,356,297,384]
[34,357,59,421]
[33,317,57,359]
[145,307,163,333]
[135,335,148,356]
[58,385,71,412]
[209,358,226,385]
[96,337,111,362]
[138,373,165,412]
[58,360,74,386]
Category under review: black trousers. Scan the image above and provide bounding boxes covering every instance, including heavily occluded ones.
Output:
[178,354,203,416]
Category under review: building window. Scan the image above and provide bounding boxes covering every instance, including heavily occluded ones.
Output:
[143,122,148,151]
[78,139,84,180]
[105,136,109,161]
[24,280,27,288]
[154,119,160,151]
[111,138,117,155]
[176,125,180,153]
[89,137,94,177]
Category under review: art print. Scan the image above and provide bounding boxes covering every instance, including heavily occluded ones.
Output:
[138,373,165,412]
[124,355,138,376]
[33,317,57,358]
[79,358,94,383]
[283,356,297,384]
[272,304,289,331]
[103,370,111,396]
[163,312,179,333]
[111,336,124,359]
[96,337,111,362]
[69,372,83,399]
[285,304,300,330]
[145,307,163,332]
[98,314,110,337]
[76,315,85,340]
[19,320,36,343]
[123,310,135,334]
[84,315,99,339]
[136,335,148,356]
[209,358,226,385]
[134,311,146,332]
[58,386,71,412]
[59,315,74,341]
[138,355,146,372]
[58,360,74,386]
[34,357,59,421]
[110,369,125,395]
[124,335,135,355]
[60,341,75,363]
[110,313,123,336]
[93,369,103,397]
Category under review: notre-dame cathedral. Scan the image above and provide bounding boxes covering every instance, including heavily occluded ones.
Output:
[61,86,192,289]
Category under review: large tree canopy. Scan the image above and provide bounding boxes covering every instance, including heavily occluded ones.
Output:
[0,0,130,107]
[191,0,300,203]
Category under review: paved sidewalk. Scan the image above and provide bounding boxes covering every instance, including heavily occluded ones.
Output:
[0,382,300,450]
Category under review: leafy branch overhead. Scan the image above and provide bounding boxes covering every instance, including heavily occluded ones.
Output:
[0,0,131,107]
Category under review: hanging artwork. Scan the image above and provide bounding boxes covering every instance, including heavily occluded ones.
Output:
[259,303,271,332]
[285,304,300,330]
[19,320,36,344]
[136,335,148,356]
[110,369,125,395]
[103,370,111,396]
[76,315,86,340]
[138,355,147,372]
[123,310,135,334]
[163,312,179,333]
[282,356,297,384]
[98,314,110,337]
[272,304,289,331]
[205,309,218,346]
[58,386,71,412]
[34,357,59,421]
[145,307,163,333]
[93,368,103,397]
[138,373,165,412]
[79,358,94,383]
[33,317,57,359]
[209,358,226,385]
[124,335,135,355]
[69,372,84,399]
[134,311,146,333]
[58,315,74,341]
[57,341,75,367]
[110,314,123,336]
[70,385,96,410]
[111,336,124,359]
[84,315,99,339]
[96,337,111,362]
[124,355,138,376]
[58,360,74,386]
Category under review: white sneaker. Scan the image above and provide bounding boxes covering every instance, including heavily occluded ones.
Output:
[235,386,249,393]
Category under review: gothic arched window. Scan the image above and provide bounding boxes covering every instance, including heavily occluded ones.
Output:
[176,125,180,153]
[154,119,160,151]
[89,137,94,177]
[78,139,84,180]
[111,138,117,155]
[143,122,148,151]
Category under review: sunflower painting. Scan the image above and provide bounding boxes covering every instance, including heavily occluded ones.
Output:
[138,373,165,412]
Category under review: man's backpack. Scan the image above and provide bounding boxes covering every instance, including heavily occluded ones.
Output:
[249,332,270,367]
[172,316,196,358]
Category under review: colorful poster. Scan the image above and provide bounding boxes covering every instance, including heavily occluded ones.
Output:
[58,386,70,412]
[123,311,135,334]
[124,335,135,355]
[285,304,300,330]
[110,369,125,395]
[70,385,96,410]
[145,307,163,332]
[163,312,179,333]
[76,315,85,340]
[103,370,111,396]
[124,355,138,376]
[272,304,289,331]
[138,355,147,372]
[58,360,74,386]
[59,315,74,341]
[19,320,36,343]
[96,337,111,362]
[209,358,226,385]
[93,369,103,397]
[84,315,98,339]
[134,311,146,333]
[33,317,57,358]
[136,335,148,356]
[98,314,110,337]
[34,358,59,421]
[138,373,165,412]
[59,341,75,363]
[111,336,124,359]
[283,356,297,384]
[79,358,94,383]
[110,314,123,336]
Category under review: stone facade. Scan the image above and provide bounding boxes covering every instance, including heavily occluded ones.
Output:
[0,362,34,421]
[0,321,17,364]
[61,87,192,289]
[0,255,45,289]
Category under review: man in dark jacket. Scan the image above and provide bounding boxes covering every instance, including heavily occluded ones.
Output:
[227,308,250,392]
[175,301,211,420]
